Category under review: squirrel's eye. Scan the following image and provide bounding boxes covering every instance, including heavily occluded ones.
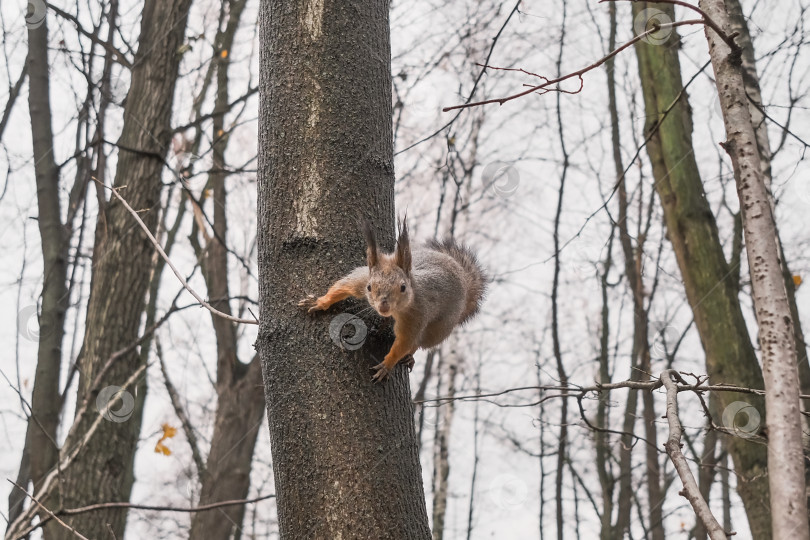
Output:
[400,284,406,292]
[367,284,372,292]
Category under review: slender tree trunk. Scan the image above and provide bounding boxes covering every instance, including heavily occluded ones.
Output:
[641,336,665,540]
[187,1,267,537]
[699,2,809,536]
[606,6,641,536]
[431,344,458,540]
[465,369,481,540]
[10,16,69,533]
[595,229,614,540]
[723,0,810,413]
[694,396,720,540]
[44,2,192,538]
[256,0,431,537]
[0,63,27,142]
[189,360,264,540]
[630,3,771,536]
[552,7,569,539]
[721,452,732,532]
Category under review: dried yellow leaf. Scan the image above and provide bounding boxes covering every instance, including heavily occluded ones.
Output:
[154,423,177,456]
[161,423,178,438]
[794,275,803,288]
[154,442,171,456]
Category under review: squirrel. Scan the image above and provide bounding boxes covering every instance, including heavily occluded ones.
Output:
[299,219,487,383]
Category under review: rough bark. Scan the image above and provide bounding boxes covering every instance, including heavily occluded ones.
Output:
[699,1,809,537]
[630,4,771,537]
[44,1,192,538]
[256,0,431,538]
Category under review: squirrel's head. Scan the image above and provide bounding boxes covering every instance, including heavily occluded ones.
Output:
[363,218,413,318]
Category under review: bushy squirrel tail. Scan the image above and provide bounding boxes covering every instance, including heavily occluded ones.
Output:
[426,238,488,324]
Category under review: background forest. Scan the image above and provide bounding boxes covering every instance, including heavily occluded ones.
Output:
[1,0,809,538]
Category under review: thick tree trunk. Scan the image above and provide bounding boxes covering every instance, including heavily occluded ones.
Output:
[699,1,809,537]
[43,2,192,538]
[630,4,771,537]
[257,1,430,538]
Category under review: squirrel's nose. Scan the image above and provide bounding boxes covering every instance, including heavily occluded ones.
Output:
[378,301,391,314]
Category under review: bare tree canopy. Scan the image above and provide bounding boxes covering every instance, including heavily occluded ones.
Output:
[2,0,809,538]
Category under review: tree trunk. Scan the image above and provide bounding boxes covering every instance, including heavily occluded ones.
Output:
[595,228,614,540]
[431,344,458,540]
[723,0,810,413]
[44,1,192,538]
[11,15,68,531]
[187,1,267,537]
[630,4,771,537]
[189,360,264,540]
[552,8,570,538]
[699,2,809,537]
[256,0,431,538]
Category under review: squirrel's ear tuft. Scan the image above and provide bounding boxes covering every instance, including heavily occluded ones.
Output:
[395,216,412,276]
[362,220,379,268]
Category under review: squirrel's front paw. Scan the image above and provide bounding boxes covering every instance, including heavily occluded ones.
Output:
[400,354,415,372]
[298,295,322,313]
[371,362,392,383]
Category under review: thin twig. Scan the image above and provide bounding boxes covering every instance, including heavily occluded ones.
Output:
[443,19,701,112]
[414,377,786,405]
[13,494,275,539]
[8,481,91,540]
[94,179,257,325]
[6,364,148,539]
[61,493,276,516]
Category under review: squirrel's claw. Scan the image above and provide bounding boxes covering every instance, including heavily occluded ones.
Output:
[400,354,415,372]
[371,362,392,383]
[298,295,321,313]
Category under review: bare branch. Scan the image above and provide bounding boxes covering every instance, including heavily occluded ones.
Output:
[11,493,276,539]
[7,482,90,540]
[45,2,132,68]
[6,363,148,539]
[659,370,729,539]
[95,180,258,325]
[443,19,702,112]
[600,0,741,52]
[60,493,276,516]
